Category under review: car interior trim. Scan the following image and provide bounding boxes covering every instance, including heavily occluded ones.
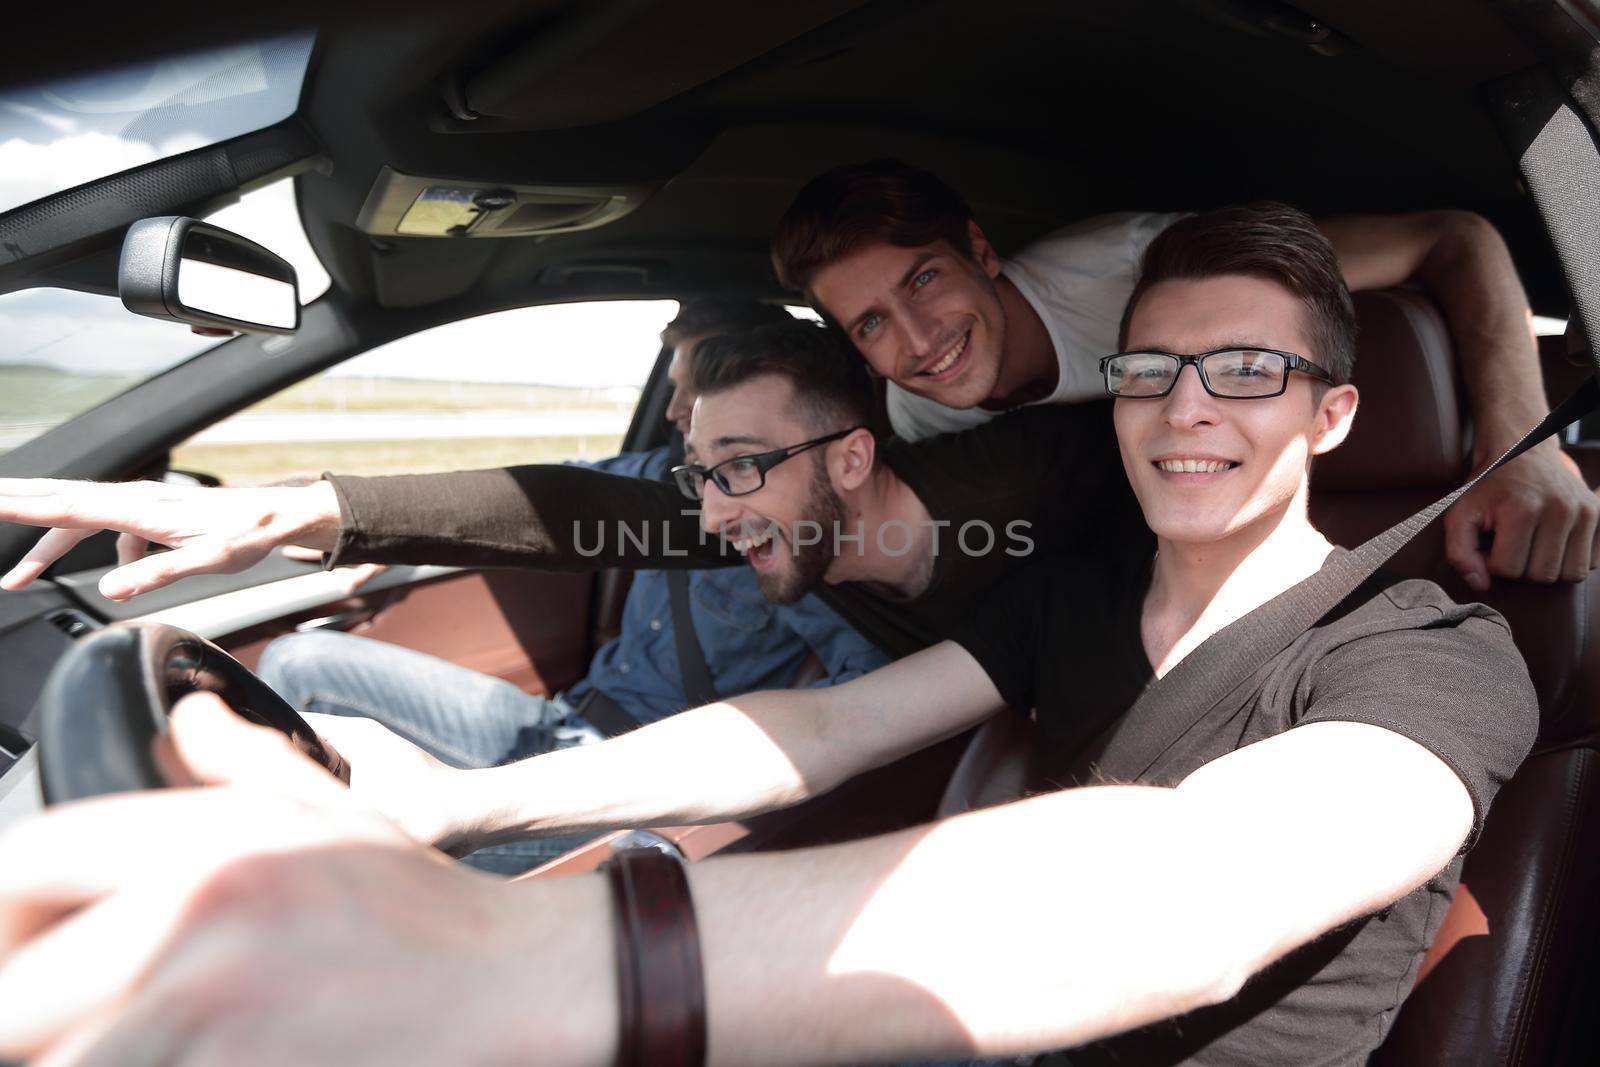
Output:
[128,564,459,641]
[0,748,42,833]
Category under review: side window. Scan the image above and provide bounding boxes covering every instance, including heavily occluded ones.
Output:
[171,300,678,486]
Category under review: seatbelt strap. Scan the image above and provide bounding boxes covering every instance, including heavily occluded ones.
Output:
[574,687,642,738]
[1098,375,1600,781]
[667,569,720,707]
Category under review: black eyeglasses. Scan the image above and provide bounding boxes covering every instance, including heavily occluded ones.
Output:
[1100,348,1333,399]
[671,426,864,501]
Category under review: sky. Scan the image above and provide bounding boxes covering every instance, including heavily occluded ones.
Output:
[0,283,688,387]
[330,300,683,386]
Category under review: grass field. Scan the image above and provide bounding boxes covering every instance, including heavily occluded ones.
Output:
[0,363,637,420]
[248,376,638,415]
[0,364,136,422]
[1,363,641,481]
[171,435,626,486]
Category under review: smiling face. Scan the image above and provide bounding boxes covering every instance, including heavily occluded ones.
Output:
[686,374,855,603]
[1114,274,1358,549]
[809,223,1008,410]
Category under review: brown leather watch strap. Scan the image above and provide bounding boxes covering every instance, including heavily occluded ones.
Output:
[604,847,708,1067]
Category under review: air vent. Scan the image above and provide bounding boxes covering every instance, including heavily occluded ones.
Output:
[45,609,100,639]
[356,167,655,238]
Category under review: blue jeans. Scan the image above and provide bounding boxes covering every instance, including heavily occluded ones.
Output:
[897,1059,1042,1066]
[257,629,606,875]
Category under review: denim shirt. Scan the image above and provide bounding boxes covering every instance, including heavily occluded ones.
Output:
[563,448,888,725]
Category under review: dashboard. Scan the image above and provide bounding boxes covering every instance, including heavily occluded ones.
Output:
[0,581,88,830]
[0,553,455,831]
[0,582,86,775]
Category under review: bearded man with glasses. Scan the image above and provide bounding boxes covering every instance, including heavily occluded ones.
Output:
[250,299,891,874]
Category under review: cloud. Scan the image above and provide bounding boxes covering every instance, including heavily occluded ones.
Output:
[0,288,218,375]
[0,129,206,216]
[1,100,80,137]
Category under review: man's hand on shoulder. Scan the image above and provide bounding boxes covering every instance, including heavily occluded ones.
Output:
[1444,442,1600,589]
[0,477,343,600]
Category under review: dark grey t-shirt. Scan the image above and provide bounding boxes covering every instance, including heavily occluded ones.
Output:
[951,553,1538,1066]
[326,403,1144,658]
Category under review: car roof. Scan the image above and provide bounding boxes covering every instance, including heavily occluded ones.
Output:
[0,1,1575,313]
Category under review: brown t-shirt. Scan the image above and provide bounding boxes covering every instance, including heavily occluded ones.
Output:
[951,553,1539,1066]
[326,403,1145,657]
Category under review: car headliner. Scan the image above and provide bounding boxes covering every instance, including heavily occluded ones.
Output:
[0,0,1580,318]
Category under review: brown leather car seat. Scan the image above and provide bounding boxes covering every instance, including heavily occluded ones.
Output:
[1319,289,1600,1065]
[937,289,1600,1062]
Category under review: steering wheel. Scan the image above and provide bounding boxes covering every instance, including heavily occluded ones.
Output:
[35,622,348,805]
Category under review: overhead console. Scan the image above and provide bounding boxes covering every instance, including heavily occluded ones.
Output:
[355,166,657,238]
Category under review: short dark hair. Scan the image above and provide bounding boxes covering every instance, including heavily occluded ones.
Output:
[660,297,794,348]
[771,159,976,299]
[1119,202,1357,385]
[689,319,875,435]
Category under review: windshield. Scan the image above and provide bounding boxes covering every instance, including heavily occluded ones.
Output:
[0,289,223,457]
[0,177,330,459]
[0,33,314,215]
[0,32,330,462]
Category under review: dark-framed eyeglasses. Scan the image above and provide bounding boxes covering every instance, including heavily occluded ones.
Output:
[671,426,865,501]
[1099,347,1334,399]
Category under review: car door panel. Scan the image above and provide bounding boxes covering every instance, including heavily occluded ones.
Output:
[55,548,327,621]
[119,561,456,640]
[221,569,595,698]
[49,535,596,698]
[0,583,86,754]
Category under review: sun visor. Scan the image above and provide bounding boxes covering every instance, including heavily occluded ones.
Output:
[453,0,870,130]
[354,166,656,238]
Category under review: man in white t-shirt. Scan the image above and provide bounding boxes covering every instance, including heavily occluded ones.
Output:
[771,159,1599,592]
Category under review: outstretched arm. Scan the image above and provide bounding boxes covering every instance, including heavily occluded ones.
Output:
[0,714,1470,1065]
[325,463,733,571]
[290,641,1001,853]
[1318,210,1599,589]
[0,462,733,600]
[0,477,344,600]
[690,720,1470,1064]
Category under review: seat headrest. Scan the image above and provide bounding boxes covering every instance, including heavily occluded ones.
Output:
[1315,289,1467,492]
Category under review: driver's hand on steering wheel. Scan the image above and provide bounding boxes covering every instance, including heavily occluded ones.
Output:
[0,695,617,1067]
[158,694,488,856]
[274,712,487,856]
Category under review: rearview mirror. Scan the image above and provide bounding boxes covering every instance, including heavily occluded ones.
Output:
[119,217,299,335]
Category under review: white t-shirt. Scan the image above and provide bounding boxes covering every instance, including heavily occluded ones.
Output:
[886,211,1188,442]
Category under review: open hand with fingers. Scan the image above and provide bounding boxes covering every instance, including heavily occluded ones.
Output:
[0,478,344,601]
